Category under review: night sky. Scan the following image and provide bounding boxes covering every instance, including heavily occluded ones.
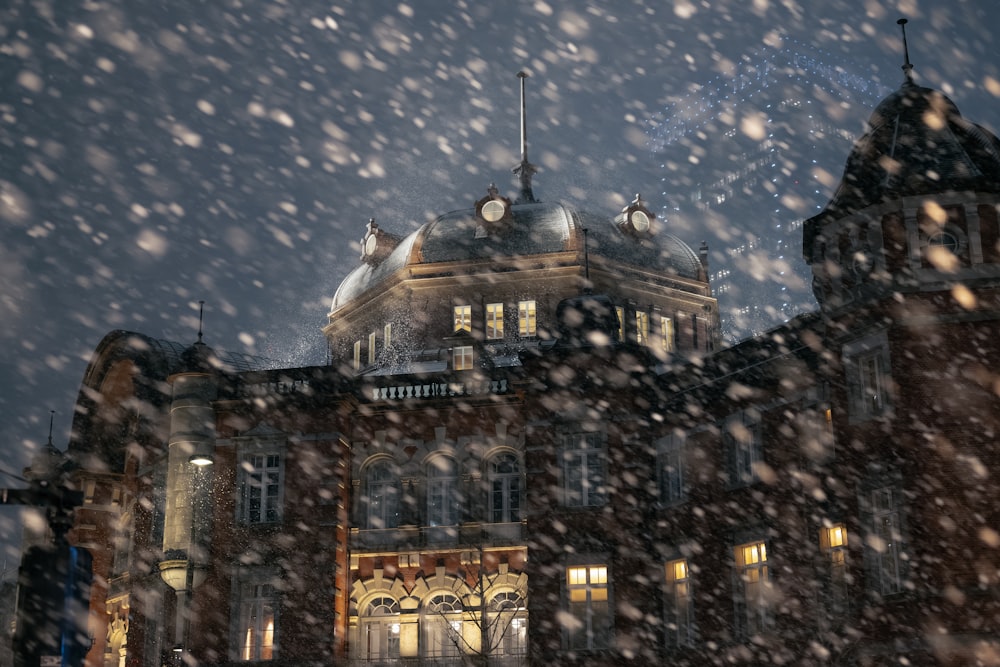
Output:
[1,0,997,559]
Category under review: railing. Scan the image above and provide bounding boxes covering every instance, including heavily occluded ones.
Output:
[369,378,509,401]
[348,655,527,667]
[352,523,525,550]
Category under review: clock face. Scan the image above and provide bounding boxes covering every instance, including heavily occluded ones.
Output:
[630,210,650,232]
[481,199,506,223]
[364,234,378,256]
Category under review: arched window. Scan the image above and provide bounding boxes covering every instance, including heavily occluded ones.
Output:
[488,453,521,523]
[423,593,463,658]
[427,457,459,527]
[361,596,400,660]
[365,460,399,529]
[488,591,527,657]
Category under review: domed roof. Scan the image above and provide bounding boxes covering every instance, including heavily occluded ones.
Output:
[806,80,1000,232]
[331,200,703,312]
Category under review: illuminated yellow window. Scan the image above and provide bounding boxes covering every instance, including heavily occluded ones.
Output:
[734,540,771,636]
[453,345,474,371]
[518,300,536,337]
[454,305,472,332]
[368,332,377,364]
[615,307,624,342]
[661,316,674,352]
[566,565,610,649]
[353,340,361,370]
[486,303,504,339]
[384,323,392,348]
[665,558,693,647]
[636,311,649,345]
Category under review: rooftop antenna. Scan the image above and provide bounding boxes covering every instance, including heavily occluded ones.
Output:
[897,18,914,83]
[512,71,538,203]
[47,410,55,447]
[197,300,205,343]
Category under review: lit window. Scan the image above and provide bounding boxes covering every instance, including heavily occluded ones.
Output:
[725,411,761,487]
[665,559,693,648]
[659,435,685,504]
[734,541,771,637]
[488,453,521,523]
[423,593,463,658]
[615,307,624,342]
[361,597,400,661]
[563,433,605,507]
[241,454,282,524]
[453,345,474,371]
[427,458,459,527]
[239,583,277,661]
[368,331,377,365]
[365,460,399,530]
[566,565,610,650]
[486,303,504,339]
[518,300,537,337]
[384,323,392,349]
[353,340,361,371]
[489,591,527,657]
[661,316,674,353]
[820,523,848,615]
[454,305,472,332]
[636,311,649,345]
[870,488,902,595]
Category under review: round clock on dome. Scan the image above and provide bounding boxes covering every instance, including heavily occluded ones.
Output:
[618,193,655,237]
[481,199,507,223]
[475,184,513,229]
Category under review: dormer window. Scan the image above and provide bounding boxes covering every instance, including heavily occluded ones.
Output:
[617,193,655,237]
[360,218,401,266]
[475,184,513,229]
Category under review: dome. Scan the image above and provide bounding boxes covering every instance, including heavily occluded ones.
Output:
[331,200,704,313]
[806,80,1000,234]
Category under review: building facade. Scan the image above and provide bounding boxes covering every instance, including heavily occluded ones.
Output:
[20,43,1000,667]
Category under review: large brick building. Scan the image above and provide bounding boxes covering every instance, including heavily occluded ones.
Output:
[19,37,1000,667]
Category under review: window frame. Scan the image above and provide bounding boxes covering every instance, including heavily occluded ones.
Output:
[518,300,537,337]
[565,564,611,651]
[488,591,528,658]
[661,316,674,353]
[733,540,772,638]
[454,304,472,333]
[658,434,686,505]
[868,487,903,596]
[240,452,284,525]
[427,457,460,527]
[562,432,606,508]
[360,596,401,661]
[819,523,849,616]
[487,452,522,524]
[237,581,278,662]
[364,459,400,530]
[453,345,474,371]
[725,410,762,488]
[636,311,650,345]
[664,558,694,648]
[844,331,892,423]
[486,302,504,340]
[422,593,464,658]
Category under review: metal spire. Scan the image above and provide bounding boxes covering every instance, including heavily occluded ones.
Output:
[47,410,55,447]
[197,300,205,343]
[512,71,538,203]
[897,18,914,83]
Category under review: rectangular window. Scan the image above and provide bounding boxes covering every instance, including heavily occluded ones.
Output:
[384,323,392,349]
[665,559,693,648]
[857,351,886,416]
[566,565,610,650]
[636,312,650,345]
[427,458,459,527]
[518,300,537,337]
[659,436,685,505]
[615,306,624,342]
[734,541,771,637]
[661,316,674,353]
[353,340,361,371]
[453,345,474,371]
[845,332,891,422]
[454,305,472,332]
[563,433,605,507]
[486,303,504,339]
[820,523,848,615]
[242,454,282,524]
[726,411,761,487]
[870,488,902,595]
[239,583,277,661]
[368,331,377,365]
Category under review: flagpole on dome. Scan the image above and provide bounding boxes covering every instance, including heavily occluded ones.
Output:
[513,70,538,203]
